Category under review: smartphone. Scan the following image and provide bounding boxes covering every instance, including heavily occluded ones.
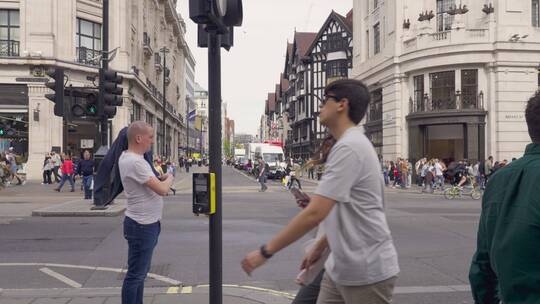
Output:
[291,188,310,207]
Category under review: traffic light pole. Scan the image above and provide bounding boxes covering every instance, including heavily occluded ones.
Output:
[100,0,109,148]
[208,30,223,304]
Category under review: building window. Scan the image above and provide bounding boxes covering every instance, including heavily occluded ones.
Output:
[0,10,20,56]
[414,75,424,111]
[366,30,370,58]
[323,32,345,53]
[368,89,383,122]
[132,102,142,122]
[436,0,455,32]
[533,0,540,27]
[374,0,379,9]
[373,23,381,54]
[325,60,348,79]
[146,111,154,126]
[430,71,456,110]
[76,18,102,65]
[461,69,478,109]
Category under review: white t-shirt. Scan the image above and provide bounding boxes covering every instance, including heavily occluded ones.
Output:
[314,127,400,286]
[435,162,443,176]
[119,151,163,224]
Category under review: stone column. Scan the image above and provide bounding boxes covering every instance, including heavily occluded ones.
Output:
[381,75,406,160]
[466,123,479,162]
[26,85,63,181]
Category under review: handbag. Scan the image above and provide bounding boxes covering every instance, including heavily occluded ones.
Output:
[89,178,94,191]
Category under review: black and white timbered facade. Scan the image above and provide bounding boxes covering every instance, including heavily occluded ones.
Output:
[306,10,353,153]
[282,10,353,160]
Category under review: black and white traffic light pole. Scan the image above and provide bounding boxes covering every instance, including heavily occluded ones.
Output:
[189,1,243,303]
[93,0,123,209]
[45,68,65,117]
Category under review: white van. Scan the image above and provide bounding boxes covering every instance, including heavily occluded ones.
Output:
[255,145,286,179]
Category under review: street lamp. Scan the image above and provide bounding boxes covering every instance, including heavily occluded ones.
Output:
[160,46,170,159]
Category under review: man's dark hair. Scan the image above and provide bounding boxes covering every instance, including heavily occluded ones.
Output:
[324,79,370,124]
[526,91,540,143]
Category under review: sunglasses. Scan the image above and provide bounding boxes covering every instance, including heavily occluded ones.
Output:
[320,94,343,106]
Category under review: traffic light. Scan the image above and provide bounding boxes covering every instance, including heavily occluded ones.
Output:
[0,124,15,137]
[99,68,123,118]
[189,0,243,28]
[45,68,65,117]
[71,92,98,118]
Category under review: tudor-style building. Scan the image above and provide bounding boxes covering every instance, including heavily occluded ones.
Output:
[281,10,353,160]
[305,10,353,152]
[284,32,317,159]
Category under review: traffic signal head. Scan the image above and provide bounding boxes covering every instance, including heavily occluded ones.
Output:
[71,92,98,118]
[99,68,123,118]
[0,124,15,137]
[189,0,243,28]
[45,68,65,117]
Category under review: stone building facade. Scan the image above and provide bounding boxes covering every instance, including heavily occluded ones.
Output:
[353,0,539,163]
[0,0,195,180]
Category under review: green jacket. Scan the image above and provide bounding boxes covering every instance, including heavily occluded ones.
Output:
[469,144,540,303]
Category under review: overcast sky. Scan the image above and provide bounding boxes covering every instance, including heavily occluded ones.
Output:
[176,0,352,136]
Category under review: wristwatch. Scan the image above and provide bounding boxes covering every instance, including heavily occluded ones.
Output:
[260,244,273,259]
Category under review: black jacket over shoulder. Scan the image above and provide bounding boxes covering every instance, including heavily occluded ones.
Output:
[93,127,159,207]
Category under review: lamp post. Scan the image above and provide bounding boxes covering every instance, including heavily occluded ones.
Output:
[160,46,170,159]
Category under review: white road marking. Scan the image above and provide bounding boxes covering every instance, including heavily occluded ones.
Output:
[39,267,82,288]
[0,263,181,286]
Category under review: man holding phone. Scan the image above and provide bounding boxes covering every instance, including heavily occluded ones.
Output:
[242,79,399,304]
[119,121,174,304]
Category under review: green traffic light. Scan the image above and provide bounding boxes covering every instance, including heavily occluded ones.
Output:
[88,105,97,114]
[0,129,4,136]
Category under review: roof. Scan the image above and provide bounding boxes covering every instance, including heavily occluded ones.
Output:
[280,74,289,92]
[267,93,276,113]
[344,9,353,31]
[294,32,317,57]
[305,10,353,56]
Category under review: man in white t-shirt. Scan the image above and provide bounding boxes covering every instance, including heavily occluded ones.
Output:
[119,121,173,304]
[434,159,445,190]
[242,79,399,304]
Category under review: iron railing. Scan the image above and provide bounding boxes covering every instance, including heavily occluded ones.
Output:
[0,40,19,56]
[409,92,485,113]
[76,47,100,66]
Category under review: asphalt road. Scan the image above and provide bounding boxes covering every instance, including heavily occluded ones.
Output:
[0,165,481,303]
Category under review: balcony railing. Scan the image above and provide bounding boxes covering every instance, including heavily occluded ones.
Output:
[409,92,485,113]
[143,32,153,57]
[76,47,101,66]
[0,40,19,56]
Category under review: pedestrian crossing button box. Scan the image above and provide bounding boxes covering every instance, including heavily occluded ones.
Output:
[193,173,216,215]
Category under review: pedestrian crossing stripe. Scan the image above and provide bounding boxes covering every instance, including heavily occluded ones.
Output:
[181,286,193,293]
[166,287,179,294]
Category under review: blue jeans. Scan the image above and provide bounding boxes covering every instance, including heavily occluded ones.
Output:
[122,217,161,304]
[57,174,74,191]
[82,175,93,199]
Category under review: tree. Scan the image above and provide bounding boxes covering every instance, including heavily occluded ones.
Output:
[223,139,232,158]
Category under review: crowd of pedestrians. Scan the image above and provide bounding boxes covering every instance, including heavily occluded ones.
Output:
[0,147,25,187]
[380,155,513,193]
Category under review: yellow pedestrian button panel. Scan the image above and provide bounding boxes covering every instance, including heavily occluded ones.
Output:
[193,173,216,215]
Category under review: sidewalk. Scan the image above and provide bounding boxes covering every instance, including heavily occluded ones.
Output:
[0,166,208,218]
[0,284,294,304]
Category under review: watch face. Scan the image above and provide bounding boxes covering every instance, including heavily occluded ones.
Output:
[215,0,227,17]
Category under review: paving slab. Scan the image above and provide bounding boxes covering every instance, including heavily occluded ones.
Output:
[31,200,126,217]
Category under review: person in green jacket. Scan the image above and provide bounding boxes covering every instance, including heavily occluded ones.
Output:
[469,92,540,303]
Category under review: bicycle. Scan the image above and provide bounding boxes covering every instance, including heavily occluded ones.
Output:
[443,176,482,200]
